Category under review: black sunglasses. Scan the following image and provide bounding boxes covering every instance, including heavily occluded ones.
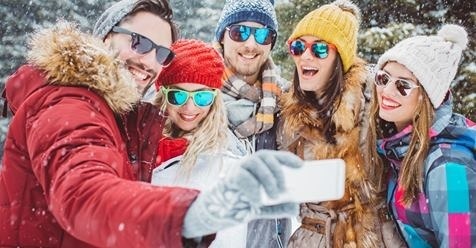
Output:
[112,26,175,66]
[225,24,277,45]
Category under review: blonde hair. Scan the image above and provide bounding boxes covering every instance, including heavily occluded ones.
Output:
[155,89,228,178]
[367,83,434,206]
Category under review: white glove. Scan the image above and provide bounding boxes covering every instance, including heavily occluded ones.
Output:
[182,150,302,238]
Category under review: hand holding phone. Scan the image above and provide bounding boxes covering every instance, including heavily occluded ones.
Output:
[261,159,346,205]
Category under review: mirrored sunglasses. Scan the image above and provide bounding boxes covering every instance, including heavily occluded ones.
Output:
[288,39,336,59]
[112,26,175,66]
[162,87,217,107]
[226,24,277,45]
[374,70,420,96]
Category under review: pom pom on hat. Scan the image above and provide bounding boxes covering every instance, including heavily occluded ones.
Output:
[377,24,468,108]
[288,0,361,73]
[156,39,225,89]
[333,0,361,24]
[437,24,469,49]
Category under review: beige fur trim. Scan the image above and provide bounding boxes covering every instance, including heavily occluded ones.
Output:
[27,21,139,113]
[281,57,367,136]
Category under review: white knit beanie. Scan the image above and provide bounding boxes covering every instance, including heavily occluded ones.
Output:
[377,24,468,108]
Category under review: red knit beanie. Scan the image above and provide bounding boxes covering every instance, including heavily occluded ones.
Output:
[156,39,224,89]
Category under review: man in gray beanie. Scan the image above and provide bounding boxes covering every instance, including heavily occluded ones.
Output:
[214,0,293,247]
[93,0,178,102]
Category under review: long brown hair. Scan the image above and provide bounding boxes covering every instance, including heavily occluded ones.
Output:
[292,56,345,144]
[123,0,178,42]
[366,79,434,205]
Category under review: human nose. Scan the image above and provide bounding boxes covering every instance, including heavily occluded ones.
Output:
[139,48,161,69]
[243,33,259,48]
[381,80,399,96]
[182,95,197,110]
[300,46,314,60]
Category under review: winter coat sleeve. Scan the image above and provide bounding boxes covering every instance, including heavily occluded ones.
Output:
[425,161,476,247]
[26,88,199,248]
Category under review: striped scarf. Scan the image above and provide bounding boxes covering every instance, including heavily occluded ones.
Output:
[221,58,282,138]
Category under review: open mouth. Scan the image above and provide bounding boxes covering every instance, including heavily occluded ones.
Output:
[301,66,319,77]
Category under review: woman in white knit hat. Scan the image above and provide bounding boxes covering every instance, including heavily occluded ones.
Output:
[367,24,476,247]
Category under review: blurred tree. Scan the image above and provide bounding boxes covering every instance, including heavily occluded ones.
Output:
[0,0,116,85]
[172,0,225,42]
[275,0,475,120]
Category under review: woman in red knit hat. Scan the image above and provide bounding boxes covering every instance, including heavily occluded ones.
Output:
[151,39,250,247]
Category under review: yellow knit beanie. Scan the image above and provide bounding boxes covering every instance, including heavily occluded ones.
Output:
[288,0,361,72]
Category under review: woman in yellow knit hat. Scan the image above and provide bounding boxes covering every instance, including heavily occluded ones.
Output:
[278,0,404,247]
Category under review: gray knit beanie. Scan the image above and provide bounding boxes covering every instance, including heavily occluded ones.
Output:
[93,0,136,40]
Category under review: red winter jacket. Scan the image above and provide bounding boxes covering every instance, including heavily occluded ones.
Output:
[0,23,199,247]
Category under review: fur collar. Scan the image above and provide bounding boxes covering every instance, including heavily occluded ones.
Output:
[280,58,368,138]
[27,21,139,113]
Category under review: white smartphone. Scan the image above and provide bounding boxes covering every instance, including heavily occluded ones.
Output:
[261,159,346,205]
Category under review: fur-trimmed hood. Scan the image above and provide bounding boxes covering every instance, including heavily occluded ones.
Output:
[6,21,139,114]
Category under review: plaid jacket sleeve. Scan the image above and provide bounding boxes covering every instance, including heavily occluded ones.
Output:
[426,161,476,248]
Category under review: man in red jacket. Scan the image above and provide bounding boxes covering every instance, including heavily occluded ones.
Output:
[0,0,301,247]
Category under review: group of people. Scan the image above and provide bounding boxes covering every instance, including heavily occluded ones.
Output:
[0,0,474,247]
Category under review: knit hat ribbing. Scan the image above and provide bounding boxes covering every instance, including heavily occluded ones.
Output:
[288,0,361,73]
[156,39,225,89]
[93,0,136,40]
[215,0,278,44]
[377,24,468,108]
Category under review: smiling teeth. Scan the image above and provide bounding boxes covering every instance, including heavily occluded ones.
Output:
[180,114,198,120]
[241,54,257,59]
[382,99,400,107]
[129,68,147,80]
[302,66,318,70]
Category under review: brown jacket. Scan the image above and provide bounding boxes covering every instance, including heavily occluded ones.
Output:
[278,58,386,248]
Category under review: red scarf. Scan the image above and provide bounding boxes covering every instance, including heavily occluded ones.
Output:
[156,137,188,165]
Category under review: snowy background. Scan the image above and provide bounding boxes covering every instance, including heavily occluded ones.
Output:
[0,0,474,156]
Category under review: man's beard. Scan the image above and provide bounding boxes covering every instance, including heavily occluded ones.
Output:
[124,58,157,94]
[224,56,263,77]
